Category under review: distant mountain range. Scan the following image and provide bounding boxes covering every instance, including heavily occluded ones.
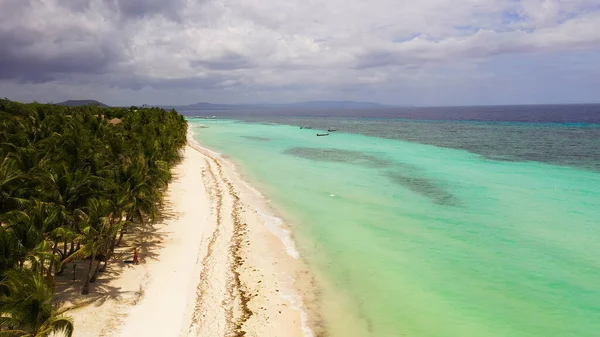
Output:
[162,101,392,110]
[52,100,396,110]
[55,100,109,107]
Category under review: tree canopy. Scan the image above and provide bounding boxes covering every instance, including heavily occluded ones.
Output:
[0,99,187,336]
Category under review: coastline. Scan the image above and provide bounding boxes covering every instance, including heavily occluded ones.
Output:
[54,138,318,336]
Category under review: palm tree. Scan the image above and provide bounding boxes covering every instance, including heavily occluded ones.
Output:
[36,164,109,271]
[65,199,115,294]
[0,155,28,214]
[0,227,20,275]
[0,269,73,337]
[3,202,59,274]
[114,156,159,245]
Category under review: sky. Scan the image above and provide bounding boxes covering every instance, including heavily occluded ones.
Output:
[1,0,600,106]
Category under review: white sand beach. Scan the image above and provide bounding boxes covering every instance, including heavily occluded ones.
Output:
[53,142,316,337]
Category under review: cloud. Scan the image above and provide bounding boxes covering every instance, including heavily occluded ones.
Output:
[190,52,256,70]
[113,0,188,21]
[355,11,600,69]
[0,0,599,104]
[0,0,127,82]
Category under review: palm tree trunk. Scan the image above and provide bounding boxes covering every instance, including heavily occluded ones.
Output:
[47,241,58,279]
[116,226,126,246]
[110,233,118,253]
[90,256,103,283]
[81,256,94,295]
[57,239,73,275]
[104,238,117,271]
[57,261,66,275]
[99,258,108,272]
[116,216,132,246]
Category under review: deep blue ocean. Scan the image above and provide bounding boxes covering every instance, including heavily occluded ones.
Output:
[184,104,600,171]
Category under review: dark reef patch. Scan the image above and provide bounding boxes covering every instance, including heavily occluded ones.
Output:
[386,171,460,206]
[242,136,272,141]
[284,147,458,206]
[284,147,390,168]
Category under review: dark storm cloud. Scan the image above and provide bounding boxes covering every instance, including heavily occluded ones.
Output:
[0,0,189,83]
[0,32,122,82]
[38,0,188,20]
[113,0,188,21]
[0,32,123,82]
[0,0,127,82]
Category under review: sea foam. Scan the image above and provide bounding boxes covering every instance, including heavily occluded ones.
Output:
[256,210,300,259]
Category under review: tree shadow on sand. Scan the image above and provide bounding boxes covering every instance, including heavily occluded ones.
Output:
[52,200,180,310]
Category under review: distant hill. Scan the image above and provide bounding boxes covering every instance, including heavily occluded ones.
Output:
[177,102,238,110]
[55,100,109,107]
[163,100,390,110]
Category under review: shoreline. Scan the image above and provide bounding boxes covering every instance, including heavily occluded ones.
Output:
[186,135,319,337]
[54,139,319,336]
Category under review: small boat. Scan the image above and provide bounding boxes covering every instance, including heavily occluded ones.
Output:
[300,126,312,129]
[327,128,337,132]
[317,133,329,136]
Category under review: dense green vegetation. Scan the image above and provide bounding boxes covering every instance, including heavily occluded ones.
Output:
[0,99,187,336]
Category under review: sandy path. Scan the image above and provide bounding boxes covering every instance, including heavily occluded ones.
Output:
[54,144,317,337]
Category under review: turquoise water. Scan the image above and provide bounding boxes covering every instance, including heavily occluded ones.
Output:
[189,119,600,337]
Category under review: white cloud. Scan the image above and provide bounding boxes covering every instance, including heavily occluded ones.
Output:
[1,0,600,104]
